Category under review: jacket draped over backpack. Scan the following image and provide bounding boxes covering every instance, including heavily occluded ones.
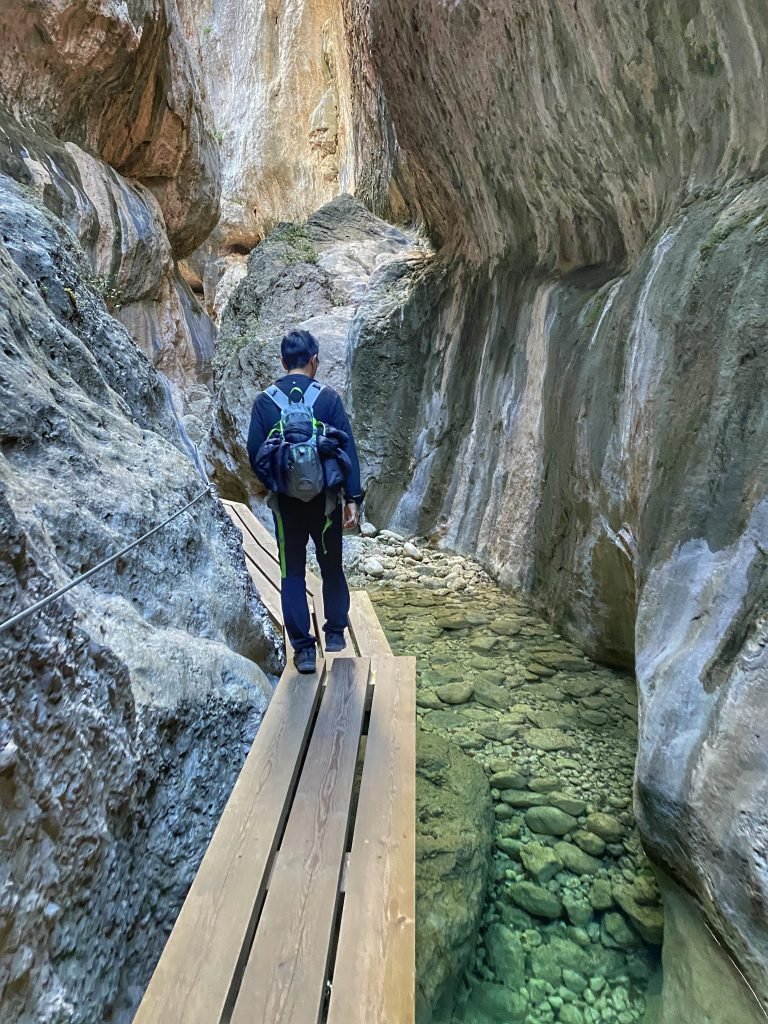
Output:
[249,379,356,501]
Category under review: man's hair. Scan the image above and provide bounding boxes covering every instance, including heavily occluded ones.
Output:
[281,329,319,370]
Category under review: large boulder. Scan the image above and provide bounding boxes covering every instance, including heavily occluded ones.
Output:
[0,176,280,1023]
[204,193,430,503]
[416,729,494,1022]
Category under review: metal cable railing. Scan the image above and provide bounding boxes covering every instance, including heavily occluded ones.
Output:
[0,485,213,634]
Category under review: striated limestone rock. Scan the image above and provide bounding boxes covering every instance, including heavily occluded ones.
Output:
[347,181,768,1011]
[337,4,768,1012]
[353,0,768,266]
[0,0,220,257]
[185,0,355,311]
[0,112,216,390]
[0,177,280,1023]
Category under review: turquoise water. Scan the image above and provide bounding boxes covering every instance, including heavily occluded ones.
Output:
[370,581,662,1024]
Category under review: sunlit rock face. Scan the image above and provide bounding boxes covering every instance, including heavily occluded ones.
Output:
[0,0,221,391]
[0,0,220,257]
[0,176,280,1023]
[185,0,355,313]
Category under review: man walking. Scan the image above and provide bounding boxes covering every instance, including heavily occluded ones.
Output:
[246,329,364,673]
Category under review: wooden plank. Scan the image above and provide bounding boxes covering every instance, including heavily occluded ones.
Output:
[225,498,324,598]
[230,657,370,1024]
[225,500,333,655]
[133,661,327,1024]
[348,590,393,656]
[326,656,416,1024]
[224,504,281,586]
[224,500,281,567]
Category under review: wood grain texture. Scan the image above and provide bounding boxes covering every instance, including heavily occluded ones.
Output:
[348,590,393,657]
[133,662,326,1024]
[225,500,330,654]
[326,656,416,1024]
[230,657,370,1024]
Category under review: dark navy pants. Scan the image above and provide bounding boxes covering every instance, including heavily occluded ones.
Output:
[272,493,350,652]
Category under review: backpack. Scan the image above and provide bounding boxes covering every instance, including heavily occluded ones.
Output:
[265,380,326,501]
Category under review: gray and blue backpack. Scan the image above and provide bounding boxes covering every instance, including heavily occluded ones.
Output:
[266,381,326,501]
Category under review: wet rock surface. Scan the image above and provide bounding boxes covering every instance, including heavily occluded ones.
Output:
[417,730,494,1020]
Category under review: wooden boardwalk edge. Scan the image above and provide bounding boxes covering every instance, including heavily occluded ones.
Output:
[136,496,415,1024]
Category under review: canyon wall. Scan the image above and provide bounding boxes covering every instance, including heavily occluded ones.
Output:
[0,0,221,391]
[0,3,281,1020]
[182,0,356,316]
[209,2,768,1017]
[344,3,768,1016]
[0,173,281,1023]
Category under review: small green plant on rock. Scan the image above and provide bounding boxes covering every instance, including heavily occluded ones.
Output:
[87,272,125,311]
[270,223,318,265]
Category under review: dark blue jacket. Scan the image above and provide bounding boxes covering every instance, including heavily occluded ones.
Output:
[247,374,364,503]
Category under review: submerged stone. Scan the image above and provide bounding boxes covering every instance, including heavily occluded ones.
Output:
[528,774,562,793]
[489,770,528,790]
[470,635,500,652]
[520,841,563,883]
[470,981,528,1021]
[573,830,606,857]
[584,812,624,842]
[525,728,579,752]
[416,730,494,1016]
[589,879,615,911]
[473,680,511,710]
[612,882,664,944]
[603,912,639,950]
[416,691,444,710]
[489,618,523,636]
[500,790,548,808]
[554,842,603,876]
[548,793,588,816]
[526,806,578,836]
[484,923,526,988]
[436,681,474,705]
[507,881,563,919]
[563,893,593,927]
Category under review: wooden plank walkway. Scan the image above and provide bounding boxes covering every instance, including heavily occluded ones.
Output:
[135,499,415,1024]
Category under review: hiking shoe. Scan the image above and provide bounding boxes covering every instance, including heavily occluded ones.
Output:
[294,646,317,674]
[324,632,347,653]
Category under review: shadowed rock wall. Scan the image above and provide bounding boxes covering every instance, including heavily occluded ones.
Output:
[352,0,768,265]
[0,177,280,1022]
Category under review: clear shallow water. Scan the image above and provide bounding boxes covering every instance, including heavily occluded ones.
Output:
[370,581,662,1024]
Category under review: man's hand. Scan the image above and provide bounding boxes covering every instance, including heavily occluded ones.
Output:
[343,501,359,530]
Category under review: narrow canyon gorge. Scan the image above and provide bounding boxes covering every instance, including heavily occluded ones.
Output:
[1,2,766,1024]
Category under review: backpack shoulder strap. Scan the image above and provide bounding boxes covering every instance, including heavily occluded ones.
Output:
[265,384,289,411]
[303,380,324,410]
